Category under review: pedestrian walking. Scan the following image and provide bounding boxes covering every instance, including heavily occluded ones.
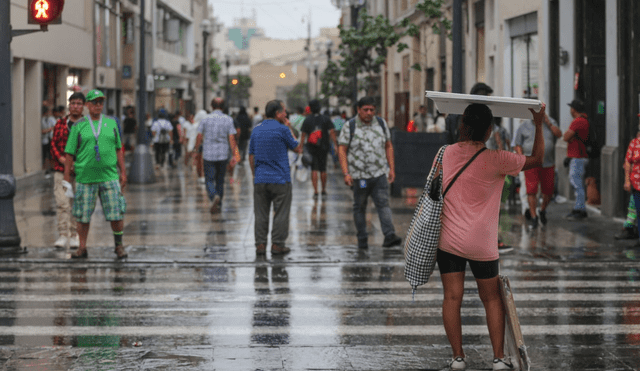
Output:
[192,110,208,183]
[617,137,640,240]
[623,113,640,247]
[236,106,252,163]
[170,112,183,166]
[514,113,562,228]
[63,89,128,259]
[337,96,402,249]
[251,106,263,130]
[563,99,590,220]
[413,105,431,132]
[299,99,338,197]
[122,107,137,152]
[436,103,546,371]
[41,105,56,173]
[50,92,86,249]
[249,100,302,256]
[427,111,446,133]
[151,110,173,169]
[194,98,241,213]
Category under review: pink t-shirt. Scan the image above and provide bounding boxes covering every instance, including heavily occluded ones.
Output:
[438,143,526,261]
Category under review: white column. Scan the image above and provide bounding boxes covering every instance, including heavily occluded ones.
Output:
[605,0,618,148]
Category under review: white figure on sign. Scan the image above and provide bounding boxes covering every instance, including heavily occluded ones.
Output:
[35,0,50,19]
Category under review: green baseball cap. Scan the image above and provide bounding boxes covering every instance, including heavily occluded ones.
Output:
[86,89,105,102]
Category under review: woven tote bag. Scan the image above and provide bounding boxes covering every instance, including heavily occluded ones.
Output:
[403,145,447,294]
[404,146,486,295]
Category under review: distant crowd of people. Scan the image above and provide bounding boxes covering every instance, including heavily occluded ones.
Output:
[45,92,404,259]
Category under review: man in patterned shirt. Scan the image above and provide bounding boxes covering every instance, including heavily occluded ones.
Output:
[337,96,402,249]
[194,97,241,213]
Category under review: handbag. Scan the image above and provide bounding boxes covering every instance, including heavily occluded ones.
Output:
[404,145,487,295]
[295,155,309,182]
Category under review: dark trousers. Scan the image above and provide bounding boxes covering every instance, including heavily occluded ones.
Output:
[352,175,395,241]
[254,183,292,246]
[203,160,228,201]
[238,139,249,162]
[154,143,169,165]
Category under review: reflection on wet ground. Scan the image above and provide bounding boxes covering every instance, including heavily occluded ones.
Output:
[4,161,640,370]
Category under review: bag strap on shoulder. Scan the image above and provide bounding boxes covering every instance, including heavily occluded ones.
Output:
[347,116,387,149]
[442,147,487,198]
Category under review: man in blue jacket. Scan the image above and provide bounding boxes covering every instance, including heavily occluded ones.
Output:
[249,100,302,256]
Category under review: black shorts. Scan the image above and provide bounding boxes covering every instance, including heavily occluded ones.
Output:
[309,146,328,172]
[436,249,500,279]
[42,143,51,161]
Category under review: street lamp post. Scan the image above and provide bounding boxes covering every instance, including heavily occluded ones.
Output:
[200,19,211,112]
[225,55,230,109]
[129,0,156,184]
[0,1,21,250]
[313,61,319,98]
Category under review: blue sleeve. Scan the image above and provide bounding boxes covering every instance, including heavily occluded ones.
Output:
[283,127,299,150]
[248,132,255,155]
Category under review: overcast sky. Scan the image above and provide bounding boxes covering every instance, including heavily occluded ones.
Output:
[209,0,342,40]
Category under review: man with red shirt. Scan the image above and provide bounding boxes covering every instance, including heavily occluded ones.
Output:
[563,99,589,220]
[50,92,85,248]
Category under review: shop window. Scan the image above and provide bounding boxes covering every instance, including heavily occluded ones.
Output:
[67,69,83,102]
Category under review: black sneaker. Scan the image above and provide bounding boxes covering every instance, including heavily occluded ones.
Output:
[357,238,368,249]
[498,240,513,253]
[566,210,587,220]
[382,234,402,247]
[539,210,547,225]
[528,217,539,229]
[615,227,638,240]
[524,209,532,220]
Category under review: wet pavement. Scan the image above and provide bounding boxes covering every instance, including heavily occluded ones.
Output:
[4,158,640,370]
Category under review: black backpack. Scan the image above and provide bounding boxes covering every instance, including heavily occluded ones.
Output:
[575,124,600,159]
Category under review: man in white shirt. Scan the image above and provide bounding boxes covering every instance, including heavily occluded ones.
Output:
[150,110,173,168]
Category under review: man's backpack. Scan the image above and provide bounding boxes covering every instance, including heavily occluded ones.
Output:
[347,116,387,150]
[576,124,600,159]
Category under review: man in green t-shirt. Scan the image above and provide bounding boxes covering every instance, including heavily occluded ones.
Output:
[64,89,128,259]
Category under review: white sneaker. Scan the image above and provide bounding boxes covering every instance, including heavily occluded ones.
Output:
[449,356,467,370]
[54,236,68,248]
[68,235,80,248]
[198,177,205,184]
[493,357,514,370]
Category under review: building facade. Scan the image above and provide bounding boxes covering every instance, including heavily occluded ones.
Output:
[361,0,638,217]
[9,0,215,181]
[10,0,94,178]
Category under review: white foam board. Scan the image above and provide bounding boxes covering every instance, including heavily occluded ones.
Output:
[425,91,543,120]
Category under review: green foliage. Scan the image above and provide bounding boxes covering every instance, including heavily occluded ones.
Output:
[416,0,452,36]
[209,58,221,84]
[286,83,309,111]
[320,61,355,107]
[319,0,450,103]
[227,74,253,101]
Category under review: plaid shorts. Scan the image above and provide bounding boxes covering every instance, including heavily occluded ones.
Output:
[73,180,126,223]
